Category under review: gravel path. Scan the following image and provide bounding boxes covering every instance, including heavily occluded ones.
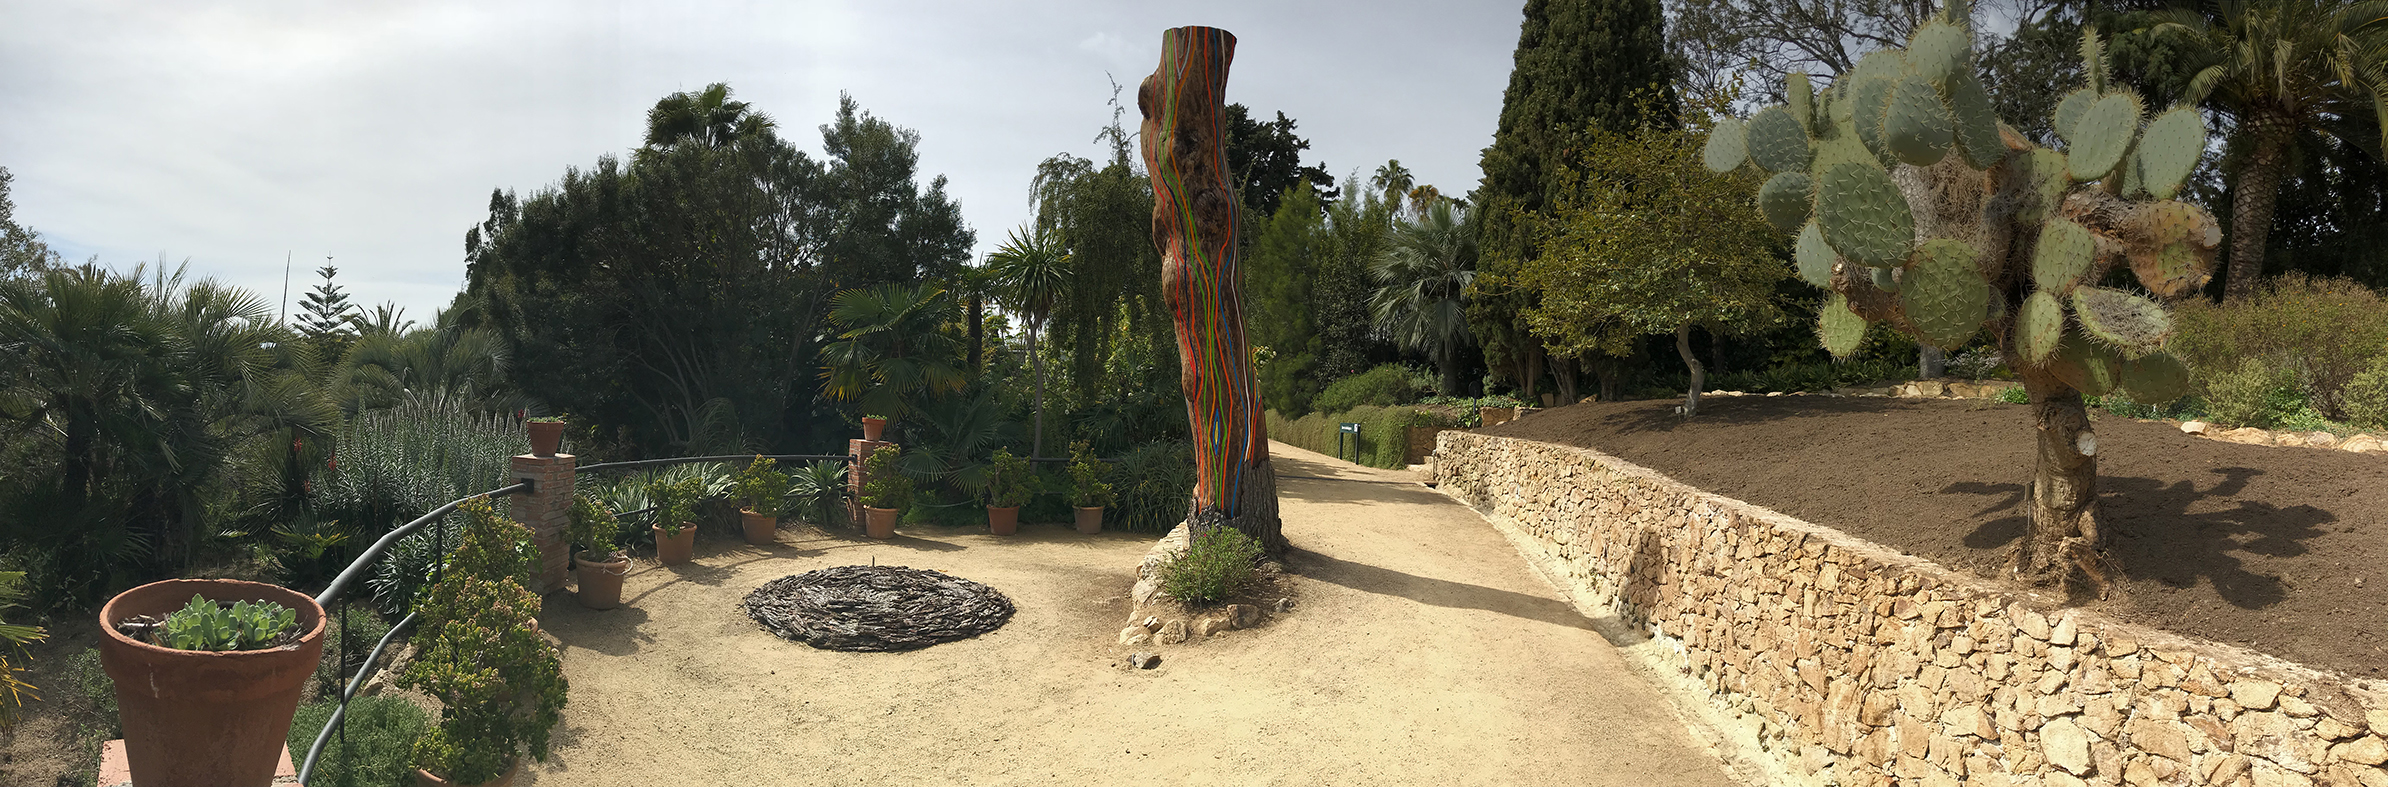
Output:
[525,441,1734,786]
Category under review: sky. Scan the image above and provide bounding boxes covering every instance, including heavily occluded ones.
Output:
[0,0,1526,326]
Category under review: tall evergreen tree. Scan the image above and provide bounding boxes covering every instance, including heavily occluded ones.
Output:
[297,263,359,359]
[1469,0,1678,399]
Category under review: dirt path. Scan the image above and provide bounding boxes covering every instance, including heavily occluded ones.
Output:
[526,441,1733,786]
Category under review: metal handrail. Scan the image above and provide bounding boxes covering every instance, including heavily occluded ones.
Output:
[578,453,852,475]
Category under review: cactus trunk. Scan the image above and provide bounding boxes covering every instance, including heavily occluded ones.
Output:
[1139,26,1284,551]
[2015,372,2109,586]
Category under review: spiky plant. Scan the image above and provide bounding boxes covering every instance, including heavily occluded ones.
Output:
[1703,2,2221,590]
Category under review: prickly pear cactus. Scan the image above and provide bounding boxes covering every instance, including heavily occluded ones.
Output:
[1706,8,2221,407]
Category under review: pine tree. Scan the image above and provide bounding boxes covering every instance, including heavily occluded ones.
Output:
[1469,0,1677,398]
[298,263,359,359]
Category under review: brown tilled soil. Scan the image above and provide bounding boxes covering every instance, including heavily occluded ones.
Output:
[1480,395,2388,679]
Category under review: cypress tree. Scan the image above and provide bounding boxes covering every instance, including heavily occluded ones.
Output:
[1469,0,1677,399]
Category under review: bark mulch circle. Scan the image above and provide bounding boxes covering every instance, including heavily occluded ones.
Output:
[742,565,1016,652]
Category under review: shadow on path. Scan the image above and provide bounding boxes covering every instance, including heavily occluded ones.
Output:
[1284,546,1593,632]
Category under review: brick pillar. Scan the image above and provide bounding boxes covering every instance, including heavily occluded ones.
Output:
[510,453,576,593]
[849,438,892,525]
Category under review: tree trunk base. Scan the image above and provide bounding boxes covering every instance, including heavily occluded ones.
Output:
[1187,458,1285,554]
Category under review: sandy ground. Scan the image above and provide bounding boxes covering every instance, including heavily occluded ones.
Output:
[525,440,1734,786]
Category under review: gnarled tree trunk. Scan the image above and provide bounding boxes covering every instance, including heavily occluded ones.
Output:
[1138,26,1283,551]
[2011,369,2109,591]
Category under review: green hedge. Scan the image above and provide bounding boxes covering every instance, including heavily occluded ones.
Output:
[1267,405,1450,469]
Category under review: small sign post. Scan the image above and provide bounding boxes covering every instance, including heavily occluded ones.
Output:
[1337,422,1361,462]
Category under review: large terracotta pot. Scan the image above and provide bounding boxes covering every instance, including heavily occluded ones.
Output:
[864,506,898,539]
[574,552,629,610]
[740,509,778,545]
[986,505,1019,536]
[861,416,887,442]
[415,757,523,787]
[653,523,695,565]
[525,421,564,457]
[99,579,326,787]
[1074,506,1104,535]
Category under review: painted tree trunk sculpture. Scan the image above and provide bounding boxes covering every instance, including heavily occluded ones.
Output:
[1704,4,2220,591]
[1138,26,1284,551]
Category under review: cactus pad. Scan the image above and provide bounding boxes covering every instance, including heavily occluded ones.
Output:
[2015,148,2072,226]
[1816,162,1915,268]
[2123,201,2219,297]
[2016,290,2067,366]
[1901,238,1989,349]
[1945,70,2006,168]
[1788,72,1817,133]
[1703,117,1749,173]
[1853,76,1896,165]
[2050,330,2122,396]
[1907,21,1970,86]
[1794,221,1838,288]
[1872,266,1901,292]
[2070,286,2172,357]
[2134,108,2204,200]
[2115,351,2191,404]
[2053,88,2098,145]
[2031,218,2096,294]
[1759,171,1816,233]
[2067,92,2142,182]
[1818,293,1868,359]
[1747,105,1813,172]
[1885,75,1955,166]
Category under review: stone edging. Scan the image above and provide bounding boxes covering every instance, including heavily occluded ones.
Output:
[1435,430,2388,787]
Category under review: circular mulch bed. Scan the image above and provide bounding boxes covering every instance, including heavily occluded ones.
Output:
[741,565,1016,652]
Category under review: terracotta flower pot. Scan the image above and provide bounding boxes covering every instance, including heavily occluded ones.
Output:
[416,757,522,787]
[525,421,564,457]
[986,505,1020,535]
[574,552,629,610]
[653,523,695,565]
[861,416,887,442]
[1074,506,1104,535]
[98,578,326,787]
[864,506,898,539]
[740,509,778,545]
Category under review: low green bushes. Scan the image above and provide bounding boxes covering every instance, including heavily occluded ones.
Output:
[1309,364,1432,415]
[286,695,429,787]
[1267,404,1452,469]
[2171,274,2388,421]
[1156,526,1265,603]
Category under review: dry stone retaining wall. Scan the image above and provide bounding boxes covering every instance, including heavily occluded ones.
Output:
[1434,430,2388,787]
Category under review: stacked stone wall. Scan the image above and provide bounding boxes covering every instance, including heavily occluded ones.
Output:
[1435,430,2388,787]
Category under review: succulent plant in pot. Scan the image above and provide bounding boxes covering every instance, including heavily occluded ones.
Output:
[732,457,789,545]
[982,448,1034,535]
[568,493,629,610]
[859,445,912,540]
[1067,440,1113,535]
[524,415,566,457]
[399,496,565,787]
[645,476,705,565]
[861,414,889,442]
[99,577,324,787]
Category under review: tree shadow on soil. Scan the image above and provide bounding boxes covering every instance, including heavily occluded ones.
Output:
[538,595,655,657]
[1286,547,1593,631]
[1939,467,2331,610]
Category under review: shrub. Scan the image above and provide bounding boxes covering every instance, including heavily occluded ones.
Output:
[566,493,619,560]
[286,695,428,787]
[1067,441,1113,508]
[2344,355,2388,431]
[1264,404,1440,469]
[2201,357,2303,428]
[2170,274,2388,419]
[644,476,706,536]
[982,449,1034,508]
[398,497,565,785]
[731,457,787,517]
[309,607,395,703]
[1156,526,1265,604]
[1110,441,1195,533]
[860,446,913,510]
[1311,363,1430,415]
[785,460,849,528]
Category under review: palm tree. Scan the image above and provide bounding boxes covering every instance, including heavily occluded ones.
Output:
[339,323,515,414]
[1370,199,1478,395]
[2155,0,2388,300]
[987,225,1071,458]
[819,283,968,421]
[639,83,776,160]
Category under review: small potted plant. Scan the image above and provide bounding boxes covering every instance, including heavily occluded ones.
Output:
[861,414,889,442]
[732,457,789,545]
[98,578,323,786]
[646,476,704,565]
[400,497,565,787]
[569,493,629,610]
[524,415,566,457]
[982,448,1033,536]
[859,445,911,540]
[1068,440,1114,535]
